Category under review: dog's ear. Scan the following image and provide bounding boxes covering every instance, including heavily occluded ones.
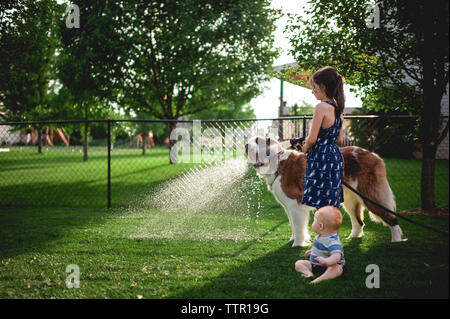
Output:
[292,143,302,151]
[293,143,302,151]
[289,137,305,151]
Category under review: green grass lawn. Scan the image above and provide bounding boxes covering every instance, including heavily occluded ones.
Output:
[0,146,197,208]
[385,158,449,211]
[0,205,448,298]
[0,146,448,298]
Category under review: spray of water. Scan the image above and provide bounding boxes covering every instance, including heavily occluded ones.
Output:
[144,158,263,214]
[124,118,273,240]
[124,158,268,241]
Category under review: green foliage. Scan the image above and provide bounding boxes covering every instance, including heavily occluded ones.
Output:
[361,82,423,114]
[0,0,63,121]
[1,1,277,123]
[120,0,280,120]
[271,68,313,89]
[190,103,255,120]
[57,0,132,118]
[349,83,422,157]
[132,112,170,145]
[289,101,315,116]
[285,0,448,112]
[349,109,419,158]
[286,0,382,88]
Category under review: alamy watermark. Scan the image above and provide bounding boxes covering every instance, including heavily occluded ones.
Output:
[366,2,380,29]
[64,3,379,30]
[169,121,280,173]
[65,3,80,29]
[365,264,380,288]
[66,264,80,288]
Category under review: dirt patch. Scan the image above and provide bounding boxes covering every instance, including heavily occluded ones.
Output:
[401,208,449,216]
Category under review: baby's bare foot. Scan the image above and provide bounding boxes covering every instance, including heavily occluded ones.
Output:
[301,272,313,278]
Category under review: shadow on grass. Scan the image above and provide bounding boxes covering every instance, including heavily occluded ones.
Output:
[170,224,448,299]
[227,220,286,258]
[0,206,117,262]
[0,177,181,209]
[0,150,170,175]
[0,162,196,208]
[169,241,304,299]
[0,180,109,208]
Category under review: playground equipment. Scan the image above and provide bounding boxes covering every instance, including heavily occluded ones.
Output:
[112,130,158,150]
[55,128,70,146]
[29,128,70,146]
[136,130,155,149]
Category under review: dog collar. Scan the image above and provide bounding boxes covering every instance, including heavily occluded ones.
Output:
[260,150,286,187]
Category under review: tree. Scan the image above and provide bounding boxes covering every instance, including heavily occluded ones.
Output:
[56,1,278,163]
[286,0,449,212]
[0,0,63,152]
[350,83,422,158]
[58,0,132,160]
[120,1,279,152]
[0,0,59,121]
[289,101,315,116]
[191,103,255,120]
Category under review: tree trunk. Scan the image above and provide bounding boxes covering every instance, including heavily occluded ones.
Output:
[167,121,177,164]
[420,143,438,212]
[420,90,439,212]
[419,3,443,213]
[37,128,42,154]
[142,130,146,156]
[83,103,88,162]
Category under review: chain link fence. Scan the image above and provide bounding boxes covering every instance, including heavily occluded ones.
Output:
[0,116,448,211]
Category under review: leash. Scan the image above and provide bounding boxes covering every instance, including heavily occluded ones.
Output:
[342,181,449,237]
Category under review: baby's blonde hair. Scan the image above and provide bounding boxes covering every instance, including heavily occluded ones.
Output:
[316,206,343,231]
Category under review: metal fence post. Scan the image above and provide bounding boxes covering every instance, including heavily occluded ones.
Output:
[107,119,111,208]
[302,117,307,137]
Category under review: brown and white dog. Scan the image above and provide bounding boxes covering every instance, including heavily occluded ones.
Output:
[245,136,406,247]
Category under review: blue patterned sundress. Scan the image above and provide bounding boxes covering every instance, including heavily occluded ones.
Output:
[301,101,344,209]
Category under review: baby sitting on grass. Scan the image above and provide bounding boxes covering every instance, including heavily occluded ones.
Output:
[295,206,346,284]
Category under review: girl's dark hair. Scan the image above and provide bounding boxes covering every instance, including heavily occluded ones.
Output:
[311,66,345,117]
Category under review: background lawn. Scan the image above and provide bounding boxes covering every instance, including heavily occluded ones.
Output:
[0,205,448,298]
[0,146,448,298]
[0,146,448,210]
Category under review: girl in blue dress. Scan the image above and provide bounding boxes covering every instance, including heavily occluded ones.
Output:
[300,66,345,209]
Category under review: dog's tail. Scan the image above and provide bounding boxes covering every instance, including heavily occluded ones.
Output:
[356,151,398,227]
[365,179,397,226]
